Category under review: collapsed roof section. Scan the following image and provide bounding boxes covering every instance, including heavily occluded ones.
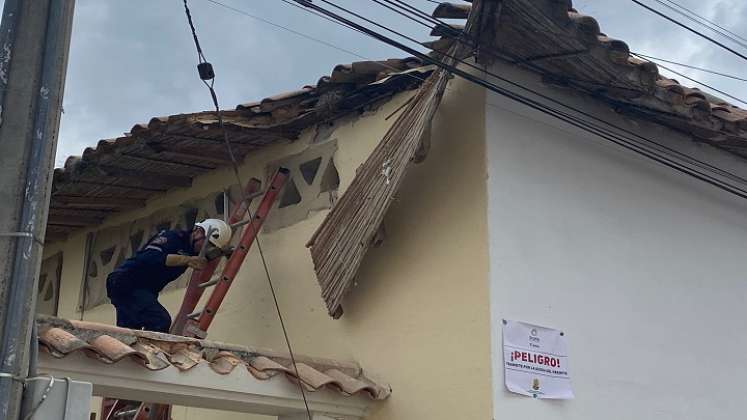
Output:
[435,0,747,152]
[307,0,747,318]
[46,58,429,242]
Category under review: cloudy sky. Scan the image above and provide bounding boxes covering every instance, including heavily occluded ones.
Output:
[38,0,747,167]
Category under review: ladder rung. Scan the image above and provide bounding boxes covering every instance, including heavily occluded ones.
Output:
[198,278,220,289]
[184,323,207,339]
[187,310,202,320]
[245,190,264,200]
[113,409,138,419]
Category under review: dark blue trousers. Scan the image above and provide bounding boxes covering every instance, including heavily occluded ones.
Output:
[106,273,171,333]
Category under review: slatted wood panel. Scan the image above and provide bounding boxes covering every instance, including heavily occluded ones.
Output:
[307,2,484,317]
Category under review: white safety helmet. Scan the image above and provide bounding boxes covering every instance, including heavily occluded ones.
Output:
[194,219,232,248]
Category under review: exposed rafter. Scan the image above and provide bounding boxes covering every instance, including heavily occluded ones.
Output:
[52,195,148,209]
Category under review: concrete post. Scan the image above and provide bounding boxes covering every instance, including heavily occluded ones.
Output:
[0,0,75,419]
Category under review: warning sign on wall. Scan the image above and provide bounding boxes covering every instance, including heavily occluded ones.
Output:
[502,319,574,399]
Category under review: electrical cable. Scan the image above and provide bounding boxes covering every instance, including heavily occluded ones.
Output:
[393,0,747,93]
[22,375,54,420]
[659,0,747,45]
[630,0,747,62]
[632,52,747,82]
[319,0,747,187]
[203,0,438,91]
[632,53,747,107]
[276,0,364,34]
[293,0,747,199]
[205,0,364,60]
[651,0,747,50]
[368,0,747,186]
[181,2,313,419]
[384,0,646,93]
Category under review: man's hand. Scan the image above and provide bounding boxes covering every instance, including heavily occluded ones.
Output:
[187,256,208,270]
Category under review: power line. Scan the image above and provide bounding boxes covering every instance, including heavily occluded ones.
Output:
[372,0,747,184]
[659,0,747,46]
[383,0,643,91]
[293,0,747,199]
[205,0,366,60]
[632,53,747,107]
[181,2,313,420]
[630,0,747,62]
[650,0,747,50]
[203,0,439,90]
[276,0,366,35]
[633,52,747,82]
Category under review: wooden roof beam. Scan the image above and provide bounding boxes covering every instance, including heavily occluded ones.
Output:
[43,232,70,243]
[168,133,257,146]
[48,209,111,220]
[52,195,147,209]
[95,165,193,188]
[142,142,237,166]
[61,179,168,193]
[47,214,105,226]
[159,149,236,165]
[119,153,217,171]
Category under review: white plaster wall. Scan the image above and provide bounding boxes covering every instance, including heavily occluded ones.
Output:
[486,63,747,419]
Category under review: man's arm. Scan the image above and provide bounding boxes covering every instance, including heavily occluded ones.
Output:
[165,254,207,270]
[142,231,207,270]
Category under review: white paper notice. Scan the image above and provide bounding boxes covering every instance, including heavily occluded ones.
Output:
[502,319,573,399]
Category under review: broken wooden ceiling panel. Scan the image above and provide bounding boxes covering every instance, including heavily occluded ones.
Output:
[307,0,482,319]
[47,58,431,241]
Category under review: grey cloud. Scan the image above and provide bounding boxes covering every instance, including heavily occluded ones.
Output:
[3,0,744,166]
[55,0,435,166]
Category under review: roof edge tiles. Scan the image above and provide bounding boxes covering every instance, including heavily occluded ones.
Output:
[439,0,747,152]
[47,58,431,241]
[37,316,391,400]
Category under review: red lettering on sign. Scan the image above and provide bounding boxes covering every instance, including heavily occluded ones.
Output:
[509,350,562,368]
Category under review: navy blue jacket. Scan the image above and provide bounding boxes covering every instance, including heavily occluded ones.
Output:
[110,229,195,295]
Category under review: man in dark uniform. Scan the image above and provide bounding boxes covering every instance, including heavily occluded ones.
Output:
[106,219,231,333]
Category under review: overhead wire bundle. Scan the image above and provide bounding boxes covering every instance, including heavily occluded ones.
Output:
[630,0,747,62]
[180,1,313,419]
[290,0,747,201]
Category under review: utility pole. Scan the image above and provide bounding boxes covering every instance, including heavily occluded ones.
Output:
[0,0,75,419]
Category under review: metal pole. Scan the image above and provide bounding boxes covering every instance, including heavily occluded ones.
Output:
[0,0,75,418]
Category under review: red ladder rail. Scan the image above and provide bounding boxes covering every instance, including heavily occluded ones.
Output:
[186,167,288,337]
[170,177,262,335]
[104,168,289,419]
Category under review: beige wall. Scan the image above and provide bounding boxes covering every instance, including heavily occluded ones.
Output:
[44,74,491,419]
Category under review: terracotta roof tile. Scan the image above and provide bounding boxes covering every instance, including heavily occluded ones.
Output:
[37,316,391,400]
[46,58,431,241]
[452,0,747,151]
